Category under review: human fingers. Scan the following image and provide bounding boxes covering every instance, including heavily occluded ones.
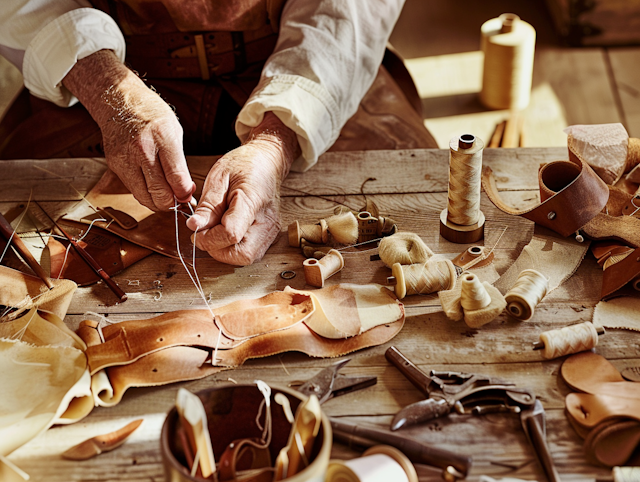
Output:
[193,203,280,265]
[155,123,195,203]
[186,164,230,232]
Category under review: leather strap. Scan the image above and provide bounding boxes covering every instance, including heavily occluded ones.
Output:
[482,156,609,237]
[583,419,640,467]
[600,246,640,299]
[566,392,640,430]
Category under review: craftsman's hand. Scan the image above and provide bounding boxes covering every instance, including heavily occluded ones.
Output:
[187,112,300,265]
[63,50,195,211]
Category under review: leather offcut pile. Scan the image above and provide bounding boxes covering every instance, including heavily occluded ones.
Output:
[562,352,640,467]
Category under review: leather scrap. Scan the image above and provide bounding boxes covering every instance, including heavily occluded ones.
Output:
[593,297,640,332]
[583,419,640,467]
[482,155,609,237]
[561,352,640,398]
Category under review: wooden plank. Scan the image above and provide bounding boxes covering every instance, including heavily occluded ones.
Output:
[0,148,566,202]
[608,47,640,137]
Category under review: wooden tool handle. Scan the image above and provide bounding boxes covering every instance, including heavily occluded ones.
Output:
[385,346,432,396]
[70,241,128,303]
[527,416,561,482]
[0,212,53,289]
[331,419,472,477]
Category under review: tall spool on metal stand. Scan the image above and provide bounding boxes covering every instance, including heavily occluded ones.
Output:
[480,13,536,111]
[440,134,485,244]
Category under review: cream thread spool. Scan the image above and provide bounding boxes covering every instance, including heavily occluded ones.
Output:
[388,260,456,300]
[303,248,344,288]
[505,269,548,321]
[378,232,433,268]
[440,134,486,244]
[288,219,328,247]
[480,13,536,110]
[460,272,491,311]
[534,322,605,359]
[613,466,640,482]
[325,445,418,482]
[357,211,379,242]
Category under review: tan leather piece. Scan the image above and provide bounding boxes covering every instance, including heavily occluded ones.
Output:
[97,346,225,407]
[482,157,609,237]
[290,285,361,338]
[215,292,314,340]
[583,419,640,467]
[216,314,404,367]
[566,392,640,429]
[48,221,153,286]
[78,311,234,374]
[561,352,640,399]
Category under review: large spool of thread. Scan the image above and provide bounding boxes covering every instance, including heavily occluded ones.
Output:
[389,260,457,300]
[460,272,491,311]
[325,445,418,482]
[440,134,485,244]
[505,269,548,321]
[480,13,536,110]
[288,220,328,247]
[536,322,604,359]
[303,248,344,288]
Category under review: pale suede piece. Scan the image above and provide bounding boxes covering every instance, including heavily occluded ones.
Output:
[286,285,360,339]
[0,265,77,321]
[0,309,85,351]
[0,340,90,456]
[216,292,314,340]
[593,297,640,332]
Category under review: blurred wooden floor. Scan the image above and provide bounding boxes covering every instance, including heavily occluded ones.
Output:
[2,0,640,149]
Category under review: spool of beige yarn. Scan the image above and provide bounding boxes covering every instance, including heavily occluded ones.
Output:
[480,13,536,110]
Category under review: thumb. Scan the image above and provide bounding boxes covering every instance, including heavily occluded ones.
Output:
[186,169,229,232]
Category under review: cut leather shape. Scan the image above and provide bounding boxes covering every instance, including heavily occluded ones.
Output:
[216,292,314,341]
[0,308,85,352]
[561,352,640,399]
[482,155,609,237]
[215,317,404,367]
[599,247,640,299]
[48,220,152,286]
[97,207,138,230]
[566,392,640,430]
[494,228,589,295]
[61,419,143,460]
[78,311,235,375]
[93,346,224,407]
[285,284,402,339]
[583,419,640,467]
[63,170,200,259]
[0,265,77,321]
[0,339,91,457]
[593,297,640,332]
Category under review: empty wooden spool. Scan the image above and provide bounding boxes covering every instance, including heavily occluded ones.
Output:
[303,249,344,287]
[288,220,329,247]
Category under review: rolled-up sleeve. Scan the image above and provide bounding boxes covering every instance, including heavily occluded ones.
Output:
[236,0,405,172]
[0,1,125,107]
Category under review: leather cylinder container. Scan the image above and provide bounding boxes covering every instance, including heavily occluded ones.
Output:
[161,384,332,482]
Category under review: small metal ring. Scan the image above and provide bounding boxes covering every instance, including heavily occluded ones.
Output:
[280,270,296,280]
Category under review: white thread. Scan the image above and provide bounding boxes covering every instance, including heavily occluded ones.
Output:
[10,309,38,342]
[171,199,221,365]
[254,380,273,448]
[539,322,599,359]
[505,269,548,321]
[378,232,432,268]
[76,218,107,242]
[0,192,32,265]
[480,13,536,110]
[460,272,492,311]
[447,135,484,226]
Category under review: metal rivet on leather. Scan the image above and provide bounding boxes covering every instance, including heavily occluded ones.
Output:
[547,211,556,220]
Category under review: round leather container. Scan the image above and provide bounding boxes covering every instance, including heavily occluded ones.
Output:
[161,384,332,482]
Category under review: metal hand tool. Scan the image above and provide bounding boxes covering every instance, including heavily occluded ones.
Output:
[386,346,561,482]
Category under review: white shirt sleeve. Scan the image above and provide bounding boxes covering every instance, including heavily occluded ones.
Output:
[0,1,125,107]
[236,0,405,172]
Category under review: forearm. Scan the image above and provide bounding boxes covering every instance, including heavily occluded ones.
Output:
[246,112,301,183]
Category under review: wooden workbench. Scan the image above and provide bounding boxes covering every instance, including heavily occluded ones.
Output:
[2,147,634,482]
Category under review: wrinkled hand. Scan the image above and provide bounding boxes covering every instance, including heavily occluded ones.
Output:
[187,112,300,265]
[63,50,194,211]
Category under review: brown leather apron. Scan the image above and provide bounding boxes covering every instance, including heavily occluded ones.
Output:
[0,0,436,160]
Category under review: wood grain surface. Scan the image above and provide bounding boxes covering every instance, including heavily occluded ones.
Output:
[3,148,634,482]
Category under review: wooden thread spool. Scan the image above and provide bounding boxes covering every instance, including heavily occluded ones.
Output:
[505,269,548,321]
[303,248,344,288]
[357,211,379,242]
[440,134,485,244]
[325,445,418,482]
[387,260,456,300]
[480,13,536,110]
[460,272,491,311]
[534,322,604,359]
[288,220,328,247]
